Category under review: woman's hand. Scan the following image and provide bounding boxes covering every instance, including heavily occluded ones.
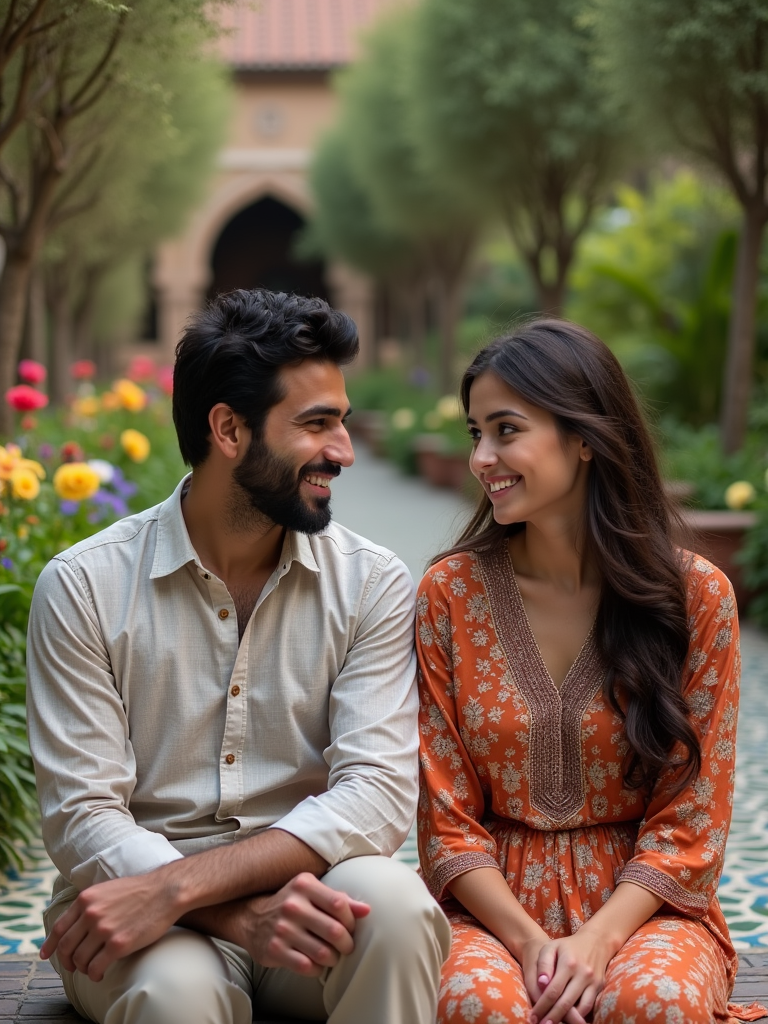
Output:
[523,930,613,1024]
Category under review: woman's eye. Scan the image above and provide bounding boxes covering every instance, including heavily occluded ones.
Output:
[499,423,517,435]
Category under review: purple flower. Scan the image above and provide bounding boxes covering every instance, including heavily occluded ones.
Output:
[90,490,128,521]
[39,443,54,459]
[60,500,80,515]
[109,466,138,499]
[1,557,13,570]
[408,366,432,389]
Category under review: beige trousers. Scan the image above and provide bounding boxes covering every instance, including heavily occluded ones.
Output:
[44,855,451,1024]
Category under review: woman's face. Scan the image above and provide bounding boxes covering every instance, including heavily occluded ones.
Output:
[467,371,592,527]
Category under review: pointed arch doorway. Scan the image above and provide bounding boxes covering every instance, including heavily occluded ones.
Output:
[208,195,328,301]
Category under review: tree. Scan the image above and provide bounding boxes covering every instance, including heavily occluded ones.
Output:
[590,0,768,452]
[336,8,481,391]
[0,0,224,431]
[409,0,630,317]
[302,125,429,368]
[40,51,229,399]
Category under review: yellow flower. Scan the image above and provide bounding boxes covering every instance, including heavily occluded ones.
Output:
[101,391,122,412]
[391,407,416,431]
[114,378,147,412]
[724,481,756,510]
[53,462,101,501]
[10,467,40,501]
[0,445,19,480]
[73,396,100,418]
[120,428,150,462]
[18,458,45,480]
[16,524,29,539]
[436,395,462,420]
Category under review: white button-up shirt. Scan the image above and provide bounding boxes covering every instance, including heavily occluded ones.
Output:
[27,477,418,890]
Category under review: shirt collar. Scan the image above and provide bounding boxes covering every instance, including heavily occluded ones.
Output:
[150,474,321,580]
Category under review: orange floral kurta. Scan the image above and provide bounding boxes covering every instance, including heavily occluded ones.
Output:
[417,548,762,1024]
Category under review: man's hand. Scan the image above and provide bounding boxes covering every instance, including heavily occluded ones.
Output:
[227,872,370,977]
[40,872,183,982]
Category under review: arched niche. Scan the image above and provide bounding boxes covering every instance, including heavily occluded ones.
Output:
[208,195,327,300]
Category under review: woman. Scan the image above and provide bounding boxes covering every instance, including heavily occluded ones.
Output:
[416,320,764,1024]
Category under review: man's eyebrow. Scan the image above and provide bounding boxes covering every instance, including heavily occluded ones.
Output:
[297,404,353,419]
[466,409,529,425]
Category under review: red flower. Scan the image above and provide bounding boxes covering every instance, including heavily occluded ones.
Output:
[157,365,174,396]
[5,385,49,411]
[20,414,38,431]
[18,359,47,384]
[70,359,96,380]
[127,355,156,382]
[60,440,85,463]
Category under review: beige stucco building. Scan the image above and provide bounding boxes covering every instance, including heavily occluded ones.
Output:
[152,0,395,366]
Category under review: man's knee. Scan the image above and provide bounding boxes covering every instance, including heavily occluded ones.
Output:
[323,855,451,960]
[66,927,251,1024]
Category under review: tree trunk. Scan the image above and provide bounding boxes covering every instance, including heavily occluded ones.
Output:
[720,206,767,453]
[26,266,47,365]
[48,286,74,405]
[0,252,35,434]
[434,274,465,396]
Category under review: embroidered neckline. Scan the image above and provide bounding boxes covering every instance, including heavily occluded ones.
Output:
[477,546,606,826]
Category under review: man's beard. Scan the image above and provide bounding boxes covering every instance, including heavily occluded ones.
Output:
[230,434,340,535]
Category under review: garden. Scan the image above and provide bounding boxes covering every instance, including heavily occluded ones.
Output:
[0,356,184,872]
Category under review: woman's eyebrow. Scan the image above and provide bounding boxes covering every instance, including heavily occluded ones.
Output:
[466,409,529,425]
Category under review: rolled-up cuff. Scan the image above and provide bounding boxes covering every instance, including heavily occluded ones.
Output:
[71,831,184,889]
[271,796,382,867]
[423,851,502,902]
[618,860,711,917]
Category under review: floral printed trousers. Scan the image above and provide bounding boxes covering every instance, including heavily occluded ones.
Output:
[438,911,764,1024]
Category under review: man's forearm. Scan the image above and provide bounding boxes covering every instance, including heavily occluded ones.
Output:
[150,828,328,920]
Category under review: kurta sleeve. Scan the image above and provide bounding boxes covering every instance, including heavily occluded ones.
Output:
[416,561,502,901]
[618,557,740,918]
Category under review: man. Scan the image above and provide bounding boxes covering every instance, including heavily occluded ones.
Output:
[27,290,450,1024]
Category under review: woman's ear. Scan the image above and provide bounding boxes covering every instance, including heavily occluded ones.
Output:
[579,439,593,462]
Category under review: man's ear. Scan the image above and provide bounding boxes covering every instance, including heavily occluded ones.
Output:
[208,404,249,460]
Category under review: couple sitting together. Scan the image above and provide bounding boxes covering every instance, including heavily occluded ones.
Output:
[27,290,762,1024]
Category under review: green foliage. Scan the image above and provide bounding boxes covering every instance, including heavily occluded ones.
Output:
[567,171,741,422]
[301,128,416,278]
[0,382,184,870]
[589,0,768,158]
[0,585,37,871]
[410,0,630,307]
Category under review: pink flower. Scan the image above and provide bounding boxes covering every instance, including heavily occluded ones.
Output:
[5,385,49,411]
[127,355,156,382]
[18,359,47,384]
[70,359,96,380]
[157,365,174,396]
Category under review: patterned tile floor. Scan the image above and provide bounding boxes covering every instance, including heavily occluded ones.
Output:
[2,625,768,955]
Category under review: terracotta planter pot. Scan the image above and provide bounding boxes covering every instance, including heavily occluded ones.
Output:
[681,509,758,611]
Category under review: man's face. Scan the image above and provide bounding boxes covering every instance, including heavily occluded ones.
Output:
[232,360,354,534]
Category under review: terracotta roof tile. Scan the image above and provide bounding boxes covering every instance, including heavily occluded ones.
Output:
[219,0,400,70]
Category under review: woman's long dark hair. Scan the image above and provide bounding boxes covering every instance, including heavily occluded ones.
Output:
[440,318,700,793]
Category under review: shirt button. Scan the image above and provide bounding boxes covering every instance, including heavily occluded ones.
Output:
[218,608,229,620]
[225,753,235,765]
[231,685,240,697]
[203,573,210,580]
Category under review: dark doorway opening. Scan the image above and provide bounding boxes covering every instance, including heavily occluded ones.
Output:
[209,196,328,300]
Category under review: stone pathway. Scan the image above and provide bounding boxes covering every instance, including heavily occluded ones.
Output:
[2,446,768,1015]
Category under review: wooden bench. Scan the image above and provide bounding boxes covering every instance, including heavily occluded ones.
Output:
[2,953,767,1022]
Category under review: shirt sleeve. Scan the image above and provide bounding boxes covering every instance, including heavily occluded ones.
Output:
[416,567,502,901]
[618,559,740,918]
[271,553,419,865]
[26,556,183,890]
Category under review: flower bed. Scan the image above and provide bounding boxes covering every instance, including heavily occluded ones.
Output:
[0,357,185,871]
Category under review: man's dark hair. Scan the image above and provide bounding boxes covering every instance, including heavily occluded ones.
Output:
[172,289,359,467]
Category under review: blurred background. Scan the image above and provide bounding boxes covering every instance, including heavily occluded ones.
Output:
[2,2,768,952]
